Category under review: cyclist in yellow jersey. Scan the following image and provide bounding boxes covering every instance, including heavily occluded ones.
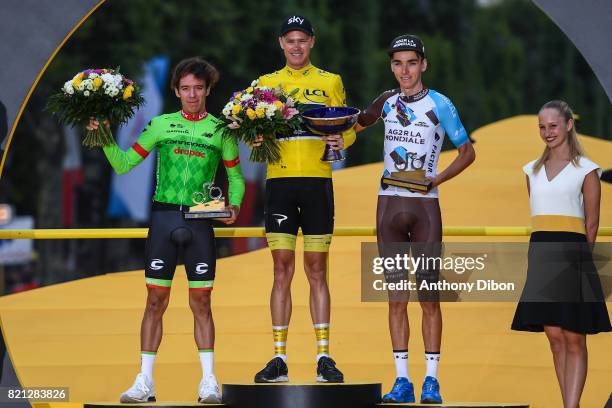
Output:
[253,15,355,384]
[258,62,354,178]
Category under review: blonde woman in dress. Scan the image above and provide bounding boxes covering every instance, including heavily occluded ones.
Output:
[512,100,611,408]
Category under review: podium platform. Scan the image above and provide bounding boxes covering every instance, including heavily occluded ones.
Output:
[84,398,530,408]
[377,403,529,407]
[83,383,530,408]
[84,404,224,408]
[222,383,381,408]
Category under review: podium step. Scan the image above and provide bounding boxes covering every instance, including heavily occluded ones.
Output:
[84,403,225,408]
[222,382,381,408]
[377,403,529,407]
[84,395,529,408]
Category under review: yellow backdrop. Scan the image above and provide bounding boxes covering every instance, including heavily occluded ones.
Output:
[0,116,610,407]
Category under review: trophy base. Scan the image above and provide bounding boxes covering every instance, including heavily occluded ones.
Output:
[321,157,346,163]
[184,210,232,220]
[382,172,432,192]
[321,147,345,163]
[185,200,231,219]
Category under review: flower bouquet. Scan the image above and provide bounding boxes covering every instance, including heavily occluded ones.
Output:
[216,80,303,164]
[46,68,144,148]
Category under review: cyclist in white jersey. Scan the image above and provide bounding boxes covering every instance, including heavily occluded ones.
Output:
[355,35,475,404]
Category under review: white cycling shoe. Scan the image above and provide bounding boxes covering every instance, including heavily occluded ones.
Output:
[198,374,221,404]
[119,373,156,403]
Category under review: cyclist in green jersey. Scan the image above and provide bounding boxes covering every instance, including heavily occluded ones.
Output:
[88,57,244,403]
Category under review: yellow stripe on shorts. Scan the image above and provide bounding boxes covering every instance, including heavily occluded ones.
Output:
[266,233,297,251]
[304,234,332,252]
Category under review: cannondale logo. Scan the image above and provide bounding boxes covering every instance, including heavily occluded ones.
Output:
[195,263,209,275]
[273,213,288,226]
[150,259,164,270]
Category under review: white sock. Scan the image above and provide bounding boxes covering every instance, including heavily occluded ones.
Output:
[425,352,440,379]
[140,352,156,381]
[276,354,288,362]
[199,349,214,378]
[393,350,410,380]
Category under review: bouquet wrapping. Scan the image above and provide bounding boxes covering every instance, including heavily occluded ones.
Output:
[216,80,303,164]
[46,68,144,147]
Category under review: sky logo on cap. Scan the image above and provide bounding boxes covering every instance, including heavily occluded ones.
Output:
[281,15,314,36]
[288,16,304,25]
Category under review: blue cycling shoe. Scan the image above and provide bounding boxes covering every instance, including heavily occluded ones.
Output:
[420,375,442,404]
[382,377,415,403]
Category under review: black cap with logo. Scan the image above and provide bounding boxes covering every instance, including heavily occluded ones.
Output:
[387,34,426,58]
[280,15,315,36]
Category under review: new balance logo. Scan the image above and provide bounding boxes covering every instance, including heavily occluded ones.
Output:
[150,259,164,270]
[288,16,304,25]
[195,263,209,274]
[273,214,288,226]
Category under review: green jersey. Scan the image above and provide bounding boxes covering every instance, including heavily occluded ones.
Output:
[103,110,245,207]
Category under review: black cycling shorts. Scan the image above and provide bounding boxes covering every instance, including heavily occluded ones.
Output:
[144,202,216,290]
[264,177,334,251]
[377,195,442,301]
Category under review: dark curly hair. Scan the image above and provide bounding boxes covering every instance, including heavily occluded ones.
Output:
[170,57,219,90]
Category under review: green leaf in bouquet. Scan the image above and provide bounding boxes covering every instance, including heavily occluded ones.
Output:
[250,131,281,164]
[288,88,300,98]
[81,117,114,148]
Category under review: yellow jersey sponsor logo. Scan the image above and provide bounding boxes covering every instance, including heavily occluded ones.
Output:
[303,88,329,103]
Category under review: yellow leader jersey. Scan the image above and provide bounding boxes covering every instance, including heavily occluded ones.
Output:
[258,63,356,179]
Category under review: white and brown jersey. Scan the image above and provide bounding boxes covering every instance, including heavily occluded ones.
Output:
[358,88,469,198]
